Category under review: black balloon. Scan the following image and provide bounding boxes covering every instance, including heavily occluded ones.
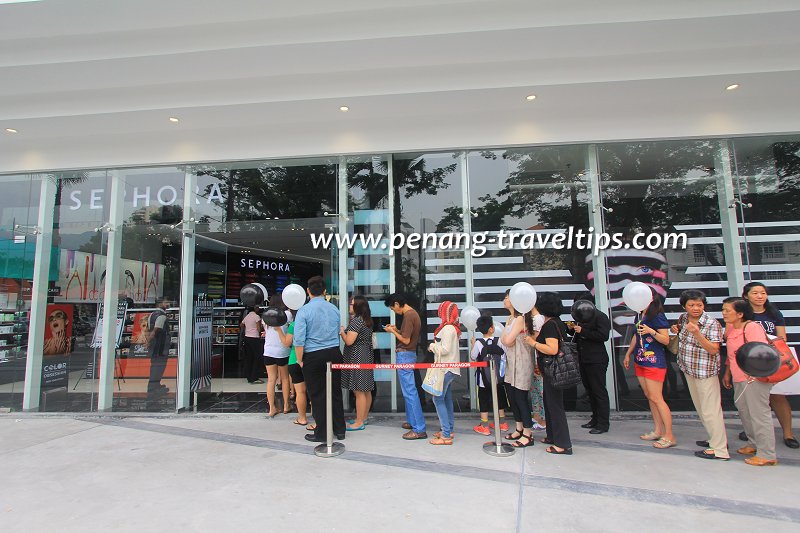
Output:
[262,306,287,327]
[736,342,781,378]
[240,284,265,307]
[571,299,596,323]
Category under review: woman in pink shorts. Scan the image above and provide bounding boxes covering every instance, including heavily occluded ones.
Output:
[623,290,675,449]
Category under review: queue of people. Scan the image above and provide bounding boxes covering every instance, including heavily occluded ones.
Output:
[253,277,794,465]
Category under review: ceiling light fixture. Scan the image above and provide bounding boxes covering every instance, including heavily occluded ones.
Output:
[168,117,180,123]
[525,94,537,101]
[5,128,18,133]
[725,84,740,91]
[339,106,349,112]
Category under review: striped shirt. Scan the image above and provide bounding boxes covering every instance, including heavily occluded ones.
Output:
[676,312,724,379]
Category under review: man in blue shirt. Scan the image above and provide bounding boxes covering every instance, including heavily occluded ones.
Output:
[294,276,345,442]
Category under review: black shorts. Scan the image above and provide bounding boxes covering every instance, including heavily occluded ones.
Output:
[477,383,509,413]
[288,363,304,384]
[263,356,288,367]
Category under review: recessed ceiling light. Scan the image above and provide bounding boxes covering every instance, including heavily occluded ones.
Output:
[5,128,18,133]
[339,106,349,112]
[525,94,537,101]
[726,84,740,91]
[168,117,180,123]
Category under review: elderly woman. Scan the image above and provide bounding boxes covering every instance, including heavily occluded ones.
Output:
[672,289,726,460]
[722,297,777,466]
[427,301,461,445]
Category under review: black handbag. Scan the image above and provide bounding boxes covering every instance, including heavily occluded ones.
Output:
[539,320,582,390]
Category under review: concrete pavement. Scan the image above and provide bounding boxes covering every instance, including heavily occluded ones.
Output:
[0,412,798,532]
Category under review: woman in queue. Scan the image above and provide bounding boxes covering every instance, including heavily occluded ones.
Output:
[722,297,778,466]
[742,282,798,449]
[427,301,461,445]
[340,295,375,431]
[525,292,572,455]
[501,290,536,448]
[623,290,675,449]
[263,292,292,417]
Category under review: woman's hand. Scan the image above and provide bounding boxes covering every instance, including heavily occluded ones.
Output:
[623,354,630,370]
[637,324,654,336]
[670,324,680,334]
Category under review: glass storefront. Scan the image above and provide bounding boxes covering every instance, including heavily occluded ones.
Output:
[2,134,798,413]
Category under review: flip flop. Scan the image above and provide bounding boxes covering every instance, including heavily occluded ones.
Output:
[293,418,308,426]
[306,424,316,432]
[653,438,677,449]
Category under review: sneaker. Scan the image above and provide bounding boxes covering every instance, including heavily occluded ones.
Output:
[532,422,546,431]
[473,424,491,436]
[489,422,509,431]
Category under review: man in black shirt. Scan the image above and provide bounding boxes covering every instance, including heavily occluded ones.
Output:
[568,293,612,434]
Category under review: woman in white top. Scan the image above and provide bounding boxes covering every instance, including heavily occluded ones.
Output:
[427,301,461,445]
[262,293,293,418]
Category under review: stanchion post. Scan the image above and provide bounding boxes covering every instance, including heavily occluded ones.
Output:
[315,361,345,458]
[483,358,515,457]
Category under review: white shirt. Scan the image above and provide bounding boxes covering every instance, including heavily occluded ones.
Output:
[262,310,293,358]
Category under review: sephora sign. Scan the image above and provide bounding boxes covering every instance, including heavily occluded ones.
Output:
[67,183,224,210]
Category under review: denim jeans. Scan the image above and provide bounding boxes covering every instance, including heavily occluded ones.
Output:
[397,351,426,433]
[431,372,456,438]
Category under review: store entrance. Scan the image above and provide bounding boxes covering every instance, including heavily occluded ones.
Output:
[192,217,337,412]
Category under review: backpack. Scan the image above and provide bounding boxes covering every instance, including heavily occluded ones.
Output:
[476,337,506,385]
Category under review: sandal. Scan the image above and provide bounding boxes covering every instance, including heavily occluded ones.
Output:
[433,431,454,440]
[306,423,317,432]
[546,445,573,455]
[504,431,522,441]
[539,437,554,445]
[640,431,661,441]
[653,438,677,449]
[511,434,534,448]
[429,436,453,445]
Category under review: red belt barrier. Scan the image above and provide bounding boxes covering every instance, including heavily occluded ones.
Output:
[331,361,487,370]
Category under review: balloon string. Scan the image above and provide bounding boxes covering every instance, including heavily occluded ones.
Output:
[734,379,752,405]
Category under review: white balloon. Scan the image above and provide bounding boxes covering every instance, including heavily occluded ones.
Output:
[461,305,480,331]
[622,281,653,312]
[509,282,537,314]
[282,283,307,311]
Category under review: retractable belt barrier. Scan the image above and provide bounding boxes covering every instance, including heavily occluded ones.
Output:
[314,360,515,458]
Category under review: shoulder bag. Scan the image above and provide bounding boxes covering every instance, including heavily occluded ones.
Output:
[539,320,582,390]
[739,321,799,384]
[666,313,685,355]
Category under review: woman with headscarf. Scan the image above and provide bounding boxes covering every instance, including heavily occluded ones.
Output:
[427,301,461,445]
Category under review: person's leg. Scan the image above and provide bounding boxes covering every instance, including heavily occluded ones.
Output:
[442,373,455,438]
[733,381,756,449]
[637,376,661,435]
[504,383,524,436]
[397,351,426,433]
[350,391,367,427]
[476,385,491,431]
[744,381,776,461]
[147,356,168,393]
[303,352,327,439]
[542,376,571,450]
[279,364,291,412]
[770,394,795,440]
[693,375,729,458]
[580,362,598,426]
[530,374,546,427]
[584,363,610,431]
[327,347,346,437]
[543,380,554,442]
[294,382,308,423]
[265,364,279,416]
[644,378,674,443]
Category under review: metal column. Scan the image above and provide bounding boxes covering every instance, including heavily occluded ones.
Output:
[716,141,746,297]
[22,176,57,411]
[586,145,617,410]
[176,170,197,412]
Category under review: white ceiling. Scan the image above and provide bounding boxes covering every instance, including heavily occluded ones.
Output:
[1,0,799,173]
